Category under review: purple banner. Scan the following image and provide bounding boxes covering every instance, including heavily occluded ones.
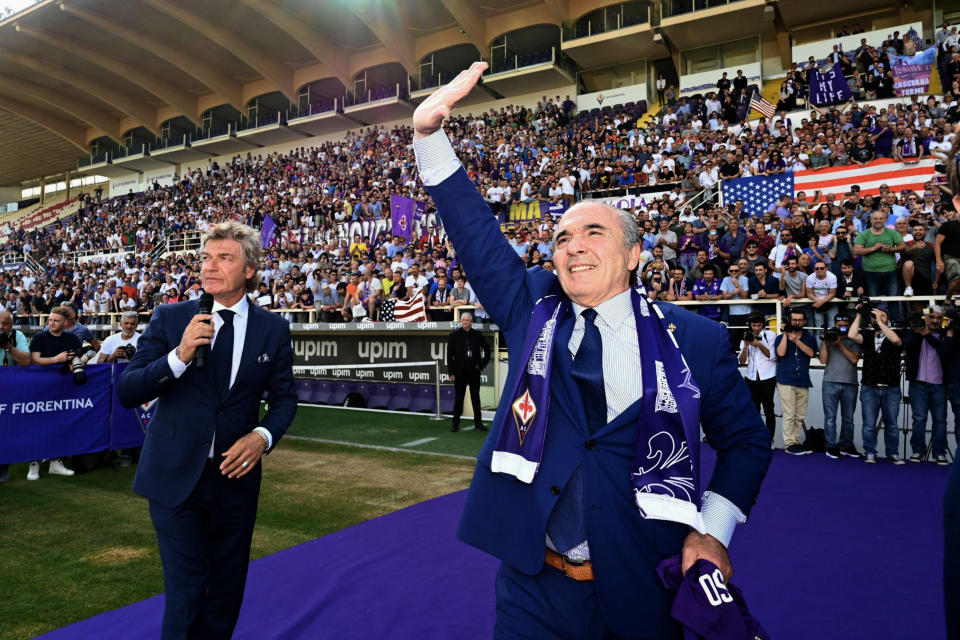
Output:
[390,195,414,242]
[892,45,937,97]
[260,214,277,249]
[109,362,147,450]
[809,63,852,106]
[0,365,112,464]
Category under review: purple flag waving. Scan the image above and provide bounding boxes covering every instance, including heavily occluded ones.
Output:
[391,195,414,242]
[809,63,851,106]
[260,214,277,248]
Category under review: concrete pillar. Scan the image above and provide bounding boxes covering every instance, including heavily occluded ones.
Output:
[65,170,70,199]
[39,176,45,205]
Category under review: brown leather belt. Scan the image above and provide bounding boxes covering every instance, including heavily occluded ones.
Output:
[544,548,595,581]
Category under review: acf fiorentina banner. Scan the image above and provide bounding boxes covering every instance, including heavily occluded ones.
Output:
[110,363,150,451]
[0,365,112,464]
[892,45,937,97]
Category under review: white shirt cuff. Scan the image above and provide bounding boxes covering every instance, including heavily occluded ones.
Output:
[413,129,461,186]
[701,491,747,548]
[253,426,273,451]
[167,349,188,378]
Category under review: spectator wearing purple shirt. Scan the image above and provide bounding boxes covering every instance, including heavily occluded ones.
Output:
[692,263,723,320]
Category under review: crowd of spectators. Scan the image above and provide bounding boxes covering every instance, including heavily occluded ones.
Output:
[2,87,960,329]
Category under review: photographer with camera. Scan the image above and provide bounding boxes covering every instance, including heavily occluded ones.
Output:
[26,306,82,480]
[848,299,905,465]
[775,308,818,454]
[738,313,778,436]
[97,311,141,364]
[0,309,30,484]
[904,306,948,464]
[819,314,863,459]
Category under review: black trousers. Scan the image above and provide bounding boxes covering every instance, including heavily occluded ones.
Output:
[149,465,259,640]
[745,376,777,436]
[453,370,483,427]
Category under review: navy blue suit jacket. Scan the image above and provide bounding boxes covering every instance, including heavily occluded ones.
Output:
[426,168,772,637]
[118,299,297,508]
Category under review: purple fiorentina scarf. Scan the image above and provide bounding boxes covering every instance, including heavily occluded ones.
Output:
[491,289,707,530]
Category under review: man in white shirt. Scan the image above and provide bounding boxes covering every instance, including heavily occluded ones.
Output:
[404,264,429,298]
[98,311,141,363]
[804,260,838,339]
[738,313,778,436]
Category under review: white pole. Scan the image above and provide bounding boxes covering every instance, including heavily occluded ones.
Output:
[431,360,444,421]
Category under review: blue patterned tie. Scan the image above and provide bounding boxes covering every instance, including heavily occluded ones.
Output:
[210,310,235,395]
[548,308,607,554]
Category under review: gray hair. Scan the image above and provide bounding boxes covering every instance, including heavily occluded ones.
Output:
[460,312,474,321]
[564,201,640,251]
[121,311,138,321]
[203,221,262,293]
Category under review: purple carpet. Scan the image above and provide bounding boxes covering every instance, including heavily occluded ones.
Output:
[37,449,948,640]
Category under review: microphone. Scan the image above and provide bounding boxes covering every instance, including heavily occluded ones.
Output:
[195,292,214,370]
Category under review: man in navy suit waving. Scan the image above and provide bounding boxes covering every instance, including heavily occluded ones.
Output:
[118,221,297,640]
[413,63,772,639]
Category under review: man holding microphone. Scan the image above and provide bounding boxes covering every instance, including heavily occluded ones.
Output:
[119,221,297,640]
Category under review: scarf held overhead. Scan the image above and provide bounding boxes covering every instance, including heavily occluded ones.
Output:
[491,290,707,531]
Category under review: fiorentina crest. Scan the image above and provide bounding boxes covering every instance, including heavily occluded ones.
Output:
[511,389,537,445]
[398,214,407,231]
[136,399,158,434]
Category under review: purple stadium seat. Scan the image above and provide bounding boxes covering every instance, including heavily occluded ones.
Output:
[351,382,372,404]
[329,382,351,405]
[440,386,455,414]
[368,384,393,409]
[388,385,413,411]
[310,380,332,404]
[410,385,436,413]
[295,379,312,403]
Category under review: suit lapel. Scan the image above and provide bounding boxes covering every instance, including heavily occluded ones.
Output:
[224,303,265,401]
[551,307,588,434]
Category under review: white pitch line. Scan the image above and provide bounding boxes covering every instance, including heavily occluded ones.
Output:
[284,435,475,461]
[400,437,438,447]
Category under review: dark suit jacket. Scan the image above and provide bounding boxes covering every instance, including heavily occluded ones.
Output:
[426,168,772,638]
[447,328,490,377]
[117,299,297,508]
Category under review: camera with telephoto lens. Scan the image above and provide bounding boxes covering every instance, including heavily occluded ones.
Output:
[945,296,960,331]
[0,332,9,350]
[742,329,755,343]
[62,342,98,385]
[857,295,872,318]
[823,327,840,343]
[908,312,925,329]
[123,344,137,359]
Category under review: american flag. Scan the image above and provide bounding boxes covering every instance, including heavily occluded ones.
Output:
[749,91,776,119]
[722,159,939,217]
[379,291,427,322]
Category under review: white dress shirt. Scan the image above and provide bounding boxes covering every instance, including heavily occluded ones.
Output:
[741,329,778,381]
[414,129,745,552]
[166,295,273,453]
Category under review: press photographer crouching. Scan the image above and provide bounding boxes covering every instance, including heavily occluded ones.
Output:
[905,306,948,465]
[26,306,82,480]
[98,311,141,364]
[848,299,905,465]
[738,313,778,436]
[819,314,863,460]
[0,309,31,484]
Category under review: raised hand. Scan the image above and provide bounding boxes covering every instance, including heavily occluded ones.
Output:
[413,61,489,139]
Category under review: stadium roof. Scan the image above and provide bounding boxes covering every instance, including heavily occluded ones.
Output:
[0,0,591,188]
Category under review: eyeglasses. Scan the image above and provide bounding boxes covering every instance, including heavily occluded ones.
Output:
[814,267,826,271]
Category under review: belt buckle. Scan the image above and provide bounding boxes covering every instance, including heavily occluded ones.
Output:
[560,555,585,573]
